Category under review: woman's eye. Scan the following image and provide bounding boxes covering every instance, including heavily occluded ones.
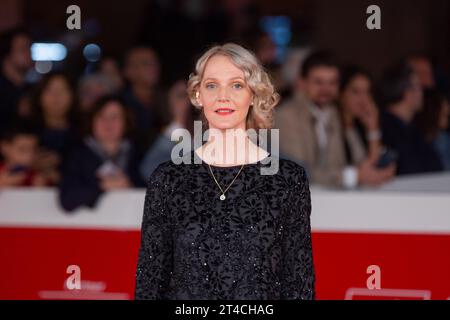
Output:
[232,83,243,89]
[206,83,217,89]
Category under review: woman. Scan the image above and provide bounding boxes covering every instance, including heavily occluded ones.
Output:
[59,95,144,212]
[339,66,395,184]
[32,72,79,185]
[135,43,315,300]
[416,90,450,170]
[339,66,383,164]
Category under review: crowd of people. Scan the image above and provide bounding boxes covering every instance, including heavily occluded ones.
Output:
[0,26,449,212]
[276,52,449,189]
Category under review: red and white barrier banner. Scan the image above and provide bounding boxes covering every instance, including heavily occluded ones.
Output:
[1,187,449,300]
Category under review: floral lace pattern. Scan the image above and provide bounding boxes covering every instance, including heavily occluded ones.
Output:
[135,151,315,300]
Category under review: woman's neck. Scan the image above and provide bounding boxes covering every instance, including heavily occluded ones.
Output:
[100,140,121,156]
[198,131,268,166]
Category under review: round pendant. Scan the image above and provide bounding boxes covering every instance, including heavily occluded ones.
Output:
[220,194,226,201]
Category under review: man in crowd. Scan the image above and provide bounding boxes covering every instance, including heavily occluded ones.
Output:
[275,51,395,188]
[379,61,443,175]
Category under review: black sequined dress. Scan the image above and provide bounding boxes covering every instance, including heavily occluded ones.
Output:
[135,151,315,299]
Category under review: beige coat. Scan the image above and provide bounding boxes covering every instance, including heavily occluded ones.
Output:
[274,92,346,187]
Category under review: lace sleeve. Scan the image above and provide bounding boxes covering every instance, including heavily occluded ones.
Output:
[135,164,173,299]
[280,164,316,300]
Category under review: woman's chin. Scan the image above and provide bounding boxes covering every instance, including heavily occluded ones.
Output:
[207,119,247,132]
[209,125,243,132]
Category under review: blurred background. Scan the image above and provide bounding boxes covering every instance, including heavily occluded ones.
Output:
[1,0,449,82]
[0,0,449,192]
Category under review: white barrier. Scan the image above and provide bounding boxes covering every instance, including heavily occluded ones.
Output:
[1,182,449,234]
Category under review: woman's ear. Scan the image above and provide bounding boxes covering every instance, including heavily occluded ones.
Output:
[195,91,202,107]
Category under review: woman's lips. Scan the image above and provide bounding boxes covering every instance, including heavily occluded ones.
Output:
[215,108,235,115]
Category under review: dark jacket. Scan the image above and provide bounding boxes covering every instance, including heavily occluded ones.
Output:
[0,73,26,133]
[59,141,145,212]
[381,111,443,175]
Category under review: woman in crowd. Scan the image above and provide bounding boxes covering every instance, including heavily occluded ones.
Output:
[339,66,384,165]
[338,65,397,185]
[31,72,80,185]
[59,95,145,212]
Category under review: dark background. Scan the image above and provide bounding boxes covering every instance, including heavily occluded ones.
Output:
[1,0,449,82]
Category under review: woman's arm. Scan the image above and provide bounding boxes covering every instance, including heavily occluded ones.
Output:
[280,165,315,300]
[135,164,173,299]
[361,101,382,163]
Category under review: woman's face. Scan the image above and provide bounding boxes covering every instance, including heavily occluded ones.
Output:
[438,99,450,130]
[93,102,126,143]
[340,74,373,118]
[41,76,73,119]
[197,55,253,131]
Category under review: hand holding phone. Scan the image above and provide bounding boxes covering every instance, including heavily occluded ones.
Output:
[376,148,398,169]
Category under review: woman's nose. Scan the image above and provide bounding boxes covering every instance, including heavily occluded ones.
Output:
[217,87,230,101]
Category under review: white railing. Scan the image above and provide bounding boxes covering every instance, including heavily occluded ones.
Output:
[1,176,449,234]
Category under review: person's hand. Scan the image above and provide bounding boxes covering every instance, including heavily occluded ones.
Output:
[358,98,380,132]
[99,171,131,191]
[168,80,190,126]
[31,173,48,187]
[377,163,397,183]
[40,169,61,185]
[357,159,396,186]
[35,149,60,170]
[0,171,27,187]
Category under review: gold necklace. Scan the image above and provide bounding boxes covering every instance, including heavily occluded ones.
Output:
[207,164,245,201]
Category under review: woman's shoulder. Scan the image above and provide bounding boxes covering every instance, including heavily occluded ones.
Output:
[275,157,309,186]
[145,152,195,186]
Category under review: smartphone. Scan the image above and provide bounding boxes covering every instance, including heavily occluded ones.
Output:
[376,148,398,169]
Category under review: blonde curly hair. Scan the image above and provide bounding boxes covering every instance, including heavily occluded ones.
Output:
[187,43,280,130]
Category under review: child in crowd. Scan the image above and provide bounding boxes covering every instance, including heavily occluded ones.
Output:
[0,123,48,188]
